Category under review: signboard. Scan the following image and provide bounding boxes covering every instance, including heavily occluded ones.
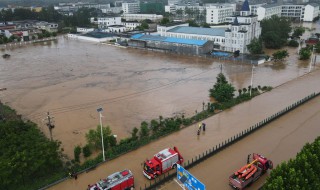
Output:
[176,164,206,190]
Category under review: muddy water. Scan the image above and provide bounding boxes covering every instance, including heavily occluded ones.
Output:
[1,35,319,158]
[47,67,320,190]
[159,95,320,190]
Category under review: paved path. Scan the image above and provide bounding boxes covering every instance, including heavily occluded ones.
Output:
[49,69,320,190]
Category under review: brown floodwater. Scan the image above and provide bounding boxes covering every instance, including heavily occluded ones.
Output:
[46,67,320,190]
[1,33,319,159]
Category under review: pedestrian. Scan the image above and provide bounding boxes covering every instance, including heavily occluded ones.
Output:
[202,123,206,131]
[198,123,202,131]
[73,172,78,180]
[197,129,200,136]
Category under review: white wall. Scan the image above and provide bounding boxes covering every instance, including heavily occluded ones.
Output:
[304,4,319,21]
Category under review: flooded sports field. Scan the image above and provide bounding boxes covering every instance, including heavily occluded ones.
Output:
[0,33,319,157]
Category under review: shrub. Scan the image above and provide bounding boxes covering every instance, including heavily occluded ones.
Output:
[287,40,299,47]
[74,145,81,162]
[82,145,91,158]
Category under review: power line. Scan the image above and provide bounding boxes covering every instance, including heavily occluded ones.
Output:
[28,65,222,119]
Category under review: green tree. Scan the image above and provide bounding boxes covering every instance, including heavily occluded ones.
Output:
[74,145,81,162]
[292,27,305,38]
[261,15,291,49]
[176,9,183,20]
[247,38,263,54]
[315,42,320,53]
[160,17,170,25]
[201,23,211,28]
[139,121,150,138]
[299,47,312,60]
[131,127,139,140]
[82,144,92,157]
[287,40,299,47]
[85,125,113,150]
[272,50,289,61]
[209,73,235,102]
[187,19,199,27]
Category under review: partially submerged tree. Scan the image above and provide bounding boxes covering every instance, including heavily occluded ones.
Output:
[272,50,289,61]
[209,73,235,103]
[247,38,263,54]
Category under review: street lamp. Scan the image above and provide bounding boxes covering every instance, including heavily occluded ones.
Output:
[97,107,105,162]
[250,63,255,97]
[309,45,317,73]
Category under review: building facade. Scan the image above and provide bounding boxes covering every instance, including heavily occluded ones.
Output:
[206,4,236,24]
[93,17,122,29]
[122,14,163,21]
[122,3,140,14]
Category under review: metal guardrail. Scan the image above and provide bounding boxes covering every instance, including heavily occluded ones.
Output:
[142,92,320,190]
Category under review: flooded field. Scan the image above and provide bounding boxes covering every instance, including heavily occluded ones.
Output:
[0,35,318,158]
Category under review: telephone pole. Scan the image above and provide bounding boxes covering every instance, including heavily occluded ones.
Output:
[44,112,55,141]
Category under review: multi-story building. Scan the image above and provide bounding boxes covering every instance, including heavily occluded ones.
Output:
[224,0,261,53]
[249,2,267,15]
[257,4,282,21]
[121,21,141,30]
[257,3,319,21]
[93,17,122,29]
[101,7,123,14]
[304,3,319,21]
[122,3,140,14]
[206,4,236,24]
[122,14,163,21]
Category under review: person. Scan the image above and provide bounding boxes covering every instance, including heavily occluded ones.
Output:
[202,123,206,131]
[73,172,78,180]
[197,129,200,136]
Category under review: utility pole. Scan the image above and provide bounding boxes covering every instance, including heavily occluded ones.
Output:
[220,64,222,73]
[44,112,55,141]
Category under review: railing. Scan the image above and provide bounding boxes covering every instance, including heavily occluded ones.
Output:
[141,92,320,190]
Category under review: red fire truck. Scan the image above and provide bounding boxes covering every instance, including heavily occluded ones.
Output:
[143,146,184,179]
[87,169,134,190]
[229,153,273,190]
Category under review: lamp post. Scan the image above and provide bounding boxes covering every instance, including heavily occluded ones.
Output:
[250,63,255,97]
[309,45,317,73]
[97,107,105,162]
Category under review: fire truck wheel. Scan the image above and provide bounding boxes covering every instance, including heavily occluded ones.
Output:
[268,160,273,169]
[154,174,158,178]
[172,164,177,169]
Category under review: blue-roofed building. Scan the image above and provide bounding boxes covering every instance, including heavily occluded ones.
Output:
[129,34,214,55]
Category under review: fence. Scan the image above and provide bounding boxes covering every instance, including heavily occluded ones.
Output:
[0,37,57,49]
[141,92,320,190]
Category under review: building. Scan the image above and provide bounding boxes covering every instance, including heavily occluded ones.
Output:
[121,21,141,30]
[304,3,319,21]
[224,0,261,53]
[257,4,282,21]
[122,3,140,14]
[206,4,236,24]
[93,17,122,29]
[101,7,123,14]
[77,27,95,33]
[34,21,59,32]
[257,3,319,21]
[129,33,214,55]
[140,2,165,14]
[249,2,267,15]
[68,31,116,42]
[122,14,163,21]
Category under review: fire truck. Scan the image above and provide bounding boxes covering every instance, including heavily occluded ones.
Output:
[87,169,134,190]
[229,153,273,190]
[143,146,183,179]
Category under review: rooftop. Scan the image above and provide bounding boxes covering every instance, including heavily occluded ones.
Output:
[83,32,116,38]
[131,34,208,46]
[167,26,226,37]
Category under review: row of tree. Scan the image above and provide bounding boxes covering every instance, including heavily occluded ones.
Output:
[0,103,64,190]
[263,136,320,189]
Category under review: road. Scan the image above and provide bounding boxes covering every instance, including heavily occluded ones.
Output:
[159,94,320,189]
[48,66,320,190]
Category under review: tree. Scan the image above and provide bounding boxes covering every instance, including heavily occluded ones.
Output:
[176,9,183,20]
[292,27,305,38]
[299,47,312,60]
[209,73,235,102]
[82,144,92,157]
[287,40,299,47]
[261,15,291,49]
[160,17,170,25]
[187,20,199,27]
[247,38,263,54]
[139,121,150,138]
[272,50,289,61]
[85,125,113,150]
[131,127,139,140]
[201,23,211,28]
[315,42,320,53]
[74,145,81,162]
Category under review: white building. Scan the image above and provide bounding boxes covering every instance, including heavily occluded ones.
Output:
[206,4,236,24]
[107,25,126,33]
[34,21,59,32]
[257,4,282,21]
[101,7,123,14]
[93,17,122,29]
[121,21,141,30]
[77,27,95,33]
[122,3,140,14]
[257,3,319,21]
[304,3,319,21]
[249,2,267,15]
[122,14,163,21]
[224,0,261,53]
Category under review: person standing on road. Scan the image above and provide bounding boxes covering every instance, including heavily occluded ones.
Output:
[202,123,206,131]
